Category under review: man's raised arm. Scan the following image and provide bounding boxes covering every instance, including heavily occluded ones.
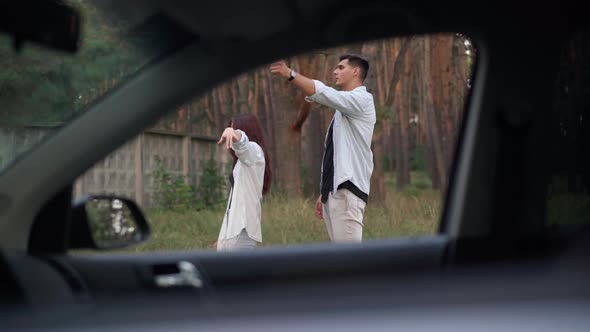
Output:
[270,60,316,96]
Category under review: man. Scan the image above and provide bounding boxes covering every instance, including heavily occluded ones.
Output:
[270,54,376,243]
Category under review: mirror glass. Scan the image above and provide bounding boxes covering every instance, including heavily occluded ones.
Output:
[85,198,144,248]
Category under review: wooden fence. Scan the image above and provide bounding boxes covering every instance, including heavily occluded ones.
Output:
[0,126,230,207]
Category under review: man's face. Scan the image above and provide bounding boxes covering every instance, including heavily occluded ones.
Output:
[333,59,358,87]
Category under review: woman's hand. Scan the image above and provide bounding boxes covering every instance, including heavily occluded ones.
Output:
[217,127,242,149]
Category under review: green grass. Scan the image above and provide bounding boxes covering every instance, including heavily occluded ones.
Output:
[82,173,590,255]
[546,176,590,226]
[119,171,442,253]
[546,193,590,226]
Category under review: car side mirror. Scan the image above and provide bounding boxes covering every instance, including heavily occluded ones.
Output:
[0,1,81,53]
[69,196,150,250]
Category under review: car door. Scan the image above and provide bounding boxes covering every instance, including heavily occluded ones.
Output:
[3,1,590,329]
[2,3,462,315]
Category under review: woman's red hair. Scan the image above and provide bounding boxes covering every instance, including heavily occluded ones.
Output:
[230,114,272,195]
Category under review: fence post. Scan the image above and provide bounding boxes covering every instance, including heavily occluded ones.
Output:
[135,134,144,206]
[182,135,190,184]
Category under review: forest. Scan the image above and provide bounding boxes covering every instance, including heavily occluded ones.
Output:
[0,1,475,204]
[154,33,474,202]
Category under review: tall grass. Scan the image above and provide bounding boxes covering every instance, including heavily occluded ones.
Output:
[122,172,442,252]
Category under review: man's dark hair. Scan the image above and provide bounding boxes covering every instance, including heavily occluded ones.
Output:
[339,53,369,81]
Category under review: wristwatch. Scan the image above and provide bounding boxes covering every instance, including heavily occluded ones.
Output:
[288,69,297,81]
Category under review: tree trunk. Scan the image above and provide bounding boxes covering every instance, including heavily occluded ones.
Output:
[451,34,469,159]
[384,38,410,105]
[392,109,402,186]
[435,35,455,171]
[385,120,394,173]
[362,41,386,203]
[291,55,313,132]
[236,74,249,115]
[422,36,447,190]
[301,53,326,197]
[380,39,390,104]
[396,46,412,189]
[383,37,411,190]
[371,130,385,204]
[302,103,323,197]
[267,70,302,197]
[380,40,394,173]
[261,71,277,186]
[252,70,259,115]
[230,79,238,115]
[216,85,230,130]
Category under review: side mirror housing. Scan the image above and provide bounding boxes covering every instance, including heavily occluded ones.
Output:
[0,1,81,53]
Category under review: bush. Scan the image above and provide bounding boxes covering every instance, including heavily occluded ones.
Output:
[151,154,226,211]
[151,156,195,211]
[381,144,428,173]
[194,156,226,210]
[411,144,428,171]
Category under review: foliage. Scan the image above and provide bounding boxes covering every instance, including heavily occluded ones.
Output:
[384,144,428,174]
[411,144,428,171]
[194,153,226,210]
[546,192,590,226]
[151,156,195,211]
[0,0,146,126]
[375,105,393,122]
[385,171,433,196]
[151,154,226,211]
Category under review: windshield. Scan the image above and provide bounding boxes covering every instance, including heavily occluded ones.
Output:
[0,1,188,173]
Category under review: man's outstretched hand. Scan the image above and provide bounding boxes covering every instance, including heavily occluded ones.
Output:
[270,60,291,79]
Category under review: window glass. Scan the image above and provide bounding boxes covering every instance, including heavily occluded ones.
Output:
[547,27,590,227]
[0,1,179,172]
[73,30,475,252]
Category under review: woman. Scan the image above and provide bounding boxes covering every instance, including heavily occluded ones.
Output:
[216,114,272,251]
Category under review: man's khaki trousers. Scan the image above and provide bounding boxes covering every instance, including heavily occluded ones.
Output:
[322,188,366,242]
